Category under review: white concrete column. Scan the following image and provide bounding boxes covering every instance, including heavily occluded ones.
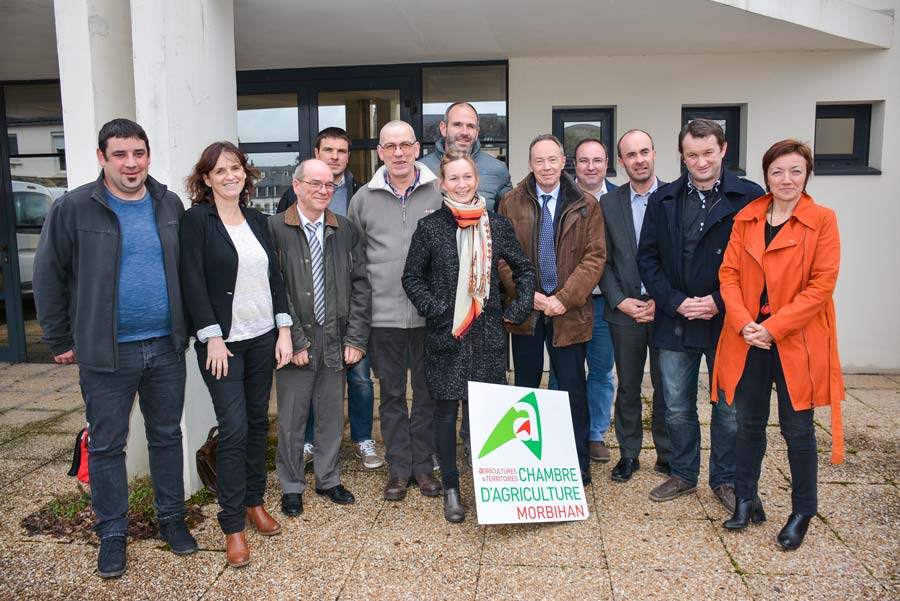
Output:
[53,0,136,188]
[129,0,238,495]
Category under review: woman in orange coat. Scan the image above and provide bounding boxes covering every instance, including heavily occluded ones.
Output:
[712,139,843,551]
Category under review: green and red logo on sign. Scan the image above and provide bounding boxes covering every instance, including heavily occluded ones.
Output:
[478,391,542,460]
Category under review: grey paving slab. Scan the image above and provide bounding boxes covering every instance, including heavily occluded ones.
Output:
[478,564,613,600]
[743,574,892,600]
[17,391,83,412]
[1,432,72,461]
[601,517,734,573]
[2,460,77,498]
[0,408,63,429]
[203,557,352,601]
[844,374,900,390]
[0,389,39,411]
[0,540,94,601]
[609,569,750,601]
[0,458,43,489]
[339,558,477,601]
[482,517,606,568]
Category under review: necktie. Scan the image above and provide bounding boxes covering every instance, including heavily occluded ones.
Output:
[305,222,325,325]
[538,194,558,294]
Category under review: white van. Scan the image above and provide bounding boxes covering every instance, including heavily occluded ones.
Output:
[12,180,55,295]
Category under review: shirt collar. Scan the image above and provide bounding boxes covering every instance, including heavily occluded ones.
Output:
[335,173,346,189]
[385,168,421,200]
[629,177,659,202]
[535,181,561,202]
[687,171,722,196]
[297,205,325,229]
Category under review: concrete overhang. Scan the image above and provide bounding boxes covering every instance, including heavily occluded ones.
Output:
[0,0,894,80]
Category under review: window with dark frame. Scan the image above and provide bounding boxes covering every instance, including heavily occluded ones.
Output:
[551,108,616,177]
[681,105,743,175]
[7,134,18,156]
[814,103,878,175]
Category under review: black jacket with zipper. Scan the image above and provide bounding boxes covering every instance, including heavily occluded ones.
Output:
[34,173,188,372]
[179,202,290,342]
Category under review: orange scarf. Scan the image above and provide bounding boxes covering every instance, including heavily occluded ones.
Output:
[443,195,492,339]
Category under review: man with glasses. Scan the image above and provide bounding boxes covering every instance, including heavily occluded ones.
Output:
[420,101,512,210]
[347,120,443,501]
[498,134,606,485]
[270,158,371,515]
[277,127,383,472]
[637,119,764,512]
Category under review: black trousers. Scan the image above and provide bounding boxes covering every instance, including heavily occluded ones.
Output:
[608,320,670,463]
[511,316,590,476]
[434,399,466,490]
[196,330,275,534]
[734,345,817,515]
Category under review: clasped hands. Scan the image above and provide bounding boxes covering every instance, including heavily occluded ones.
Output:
[676,295,719,321]
[534,292,566,317]
[741,322,773,350]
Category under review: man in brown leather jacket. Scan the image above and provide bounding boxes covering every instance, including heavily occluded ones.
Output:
[498,134,606,483]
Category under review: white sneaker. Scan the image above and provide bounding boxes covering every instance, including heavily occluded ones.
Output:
[355,439,384,469]
[303,443,314,468]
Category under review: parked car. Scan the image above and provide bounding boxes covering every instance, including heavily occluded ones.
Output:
[12,180,54,296]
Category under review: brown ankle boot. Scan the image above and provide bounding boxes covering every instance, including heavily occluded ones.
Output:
[225,531,250,568]
[246,505,282,536]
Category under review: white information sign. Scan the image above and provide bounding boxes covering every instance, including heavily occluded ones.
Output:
[468,382,589,525]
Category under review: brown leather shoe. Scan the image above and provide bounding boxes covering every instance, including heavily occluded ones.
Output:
[383,476,409,501]
[713,483,737,514]
[246,505,282,536]
[589,441,611,462]
[649,476,697,502]
[414,472,443,497]
[225,531,250,568]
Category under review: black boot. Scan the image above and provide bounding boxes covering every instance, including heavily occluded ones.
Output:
[723,497,766,530]
[443,488,465,523]
[777,513,814,551]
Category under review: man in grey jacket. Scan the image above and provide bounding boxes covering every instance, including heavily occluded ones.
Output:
[33,118,196,578]
[420,102,512,210]
[599,129,671,484]
[269,159,371,515]
[347,120,443,501]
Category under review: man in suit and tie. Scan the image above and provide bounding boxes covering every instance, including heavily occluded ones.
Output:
[599,130,671,483]
[499,134,606,484]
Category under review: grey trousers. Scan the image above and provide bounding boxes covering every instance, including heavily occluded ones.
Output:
[369,327,434,479]
[275,327,345,495]
[609,320,671,463]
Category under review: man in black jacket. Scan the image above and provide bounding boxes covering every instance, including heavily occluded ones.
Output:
[33,119,196,578]
[276,128,383,471]
[637,119,764,512]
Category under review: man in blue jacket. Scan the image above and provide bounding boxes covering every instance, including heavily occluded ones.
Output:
[33,118,196,578]
[637,119,764,512]
[420,101,512,210]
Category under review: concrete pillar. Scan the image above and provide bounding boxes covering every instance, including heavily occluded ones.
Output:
[129,0,238,495]
[53,0,136,188]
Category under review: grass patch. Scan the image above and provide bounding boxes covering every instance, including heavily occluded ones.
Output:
[21,476,207,541]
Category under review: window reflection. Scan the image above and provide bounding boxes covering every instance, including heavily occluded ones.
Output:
[238,94,299,144]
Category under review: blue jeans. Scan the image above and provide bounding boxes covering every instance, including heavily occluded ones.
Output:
[80,335,186,539]
[658,347,736,489]
[304,354,375,443]
[547,296,615,441]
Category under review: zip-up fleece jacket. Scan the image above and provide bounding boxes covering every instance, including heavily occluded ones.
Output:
[33,173,188,372]
[347,163,442,329]
[498,173,606,347]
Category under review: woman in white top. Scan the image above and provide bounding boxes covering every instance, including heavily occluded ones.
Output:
[180,141,292,568]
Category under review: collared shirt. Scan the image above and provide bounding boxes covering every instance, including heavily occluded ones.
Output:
[682,172,723,271]
[385,168,421,205]
[574,177,606,200]
[297,205,325,248]
[630,178,659,296]
[329,173,350,217]
[535,181,561,219]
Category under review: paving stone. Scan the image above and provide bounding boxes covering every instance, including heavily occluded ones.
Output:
[17,391,83,412]
[0,540,94,600]
[0,409,63,429]
[843,374,900,390]
[846,387,900,411]
[40,409,88,434]
[0,492,55,539]
[340,558,476,601]
[0,458,43,488]
[482,517,606,568]
[2,460,77,498]
[610,569,750,600]
[204,557,352,601]
[816,483,900,580]
[0,390,38,411]
[743,574,892,600]
[602,517,733,573]
[478,564,612,600]
[1,432,72,461]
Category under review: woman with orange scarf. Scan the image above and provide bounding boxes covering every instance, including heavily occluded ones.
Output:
[402,152,534,523]
[712,139,844,551]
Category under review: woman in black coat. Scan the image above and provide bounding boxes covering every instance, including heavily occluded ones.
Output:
[402,151,534,523]
[180,141,293,567]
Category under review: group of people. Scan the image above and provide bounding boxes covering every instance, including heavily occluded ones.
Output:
[32,101,844,579]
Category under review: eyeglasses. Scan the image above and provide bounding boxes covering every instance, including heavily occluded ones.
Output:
[379,141,416,152]
[302,180,336,192]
